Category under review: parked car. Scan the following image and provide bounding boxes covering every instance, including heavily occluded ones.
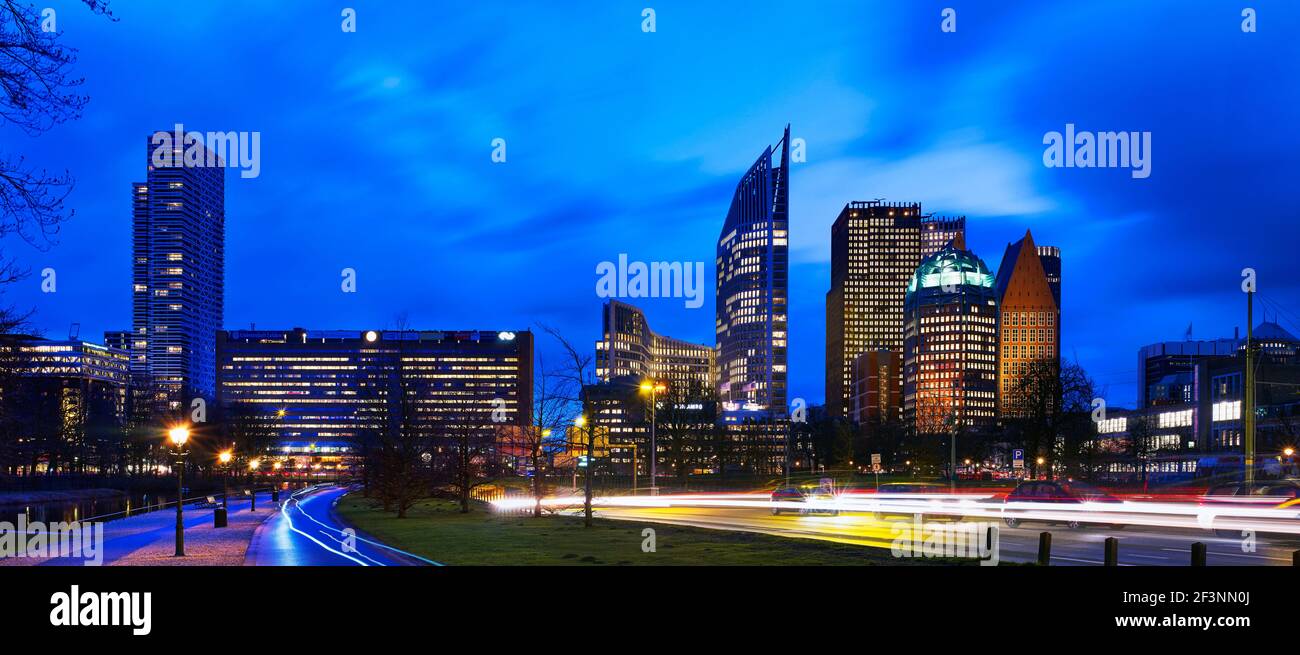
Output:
[1001,480,1124,529]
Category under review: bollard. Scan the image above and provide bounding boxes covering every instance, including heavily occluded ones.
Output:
[1104,537,1118,566]
[213,506,228,528]
[1037,531,1052,566]
[1191,542,1207,566]
[272,489,280,503]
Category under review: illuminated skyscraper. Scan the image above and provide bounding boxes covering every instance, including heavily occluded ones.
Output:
[716,125,789,420]
[921,214,966,258]
[903,244,999,434]
[596,300,716,392]
[828,202,965,419]
[130,130,225,414]
[994,230,1060,417]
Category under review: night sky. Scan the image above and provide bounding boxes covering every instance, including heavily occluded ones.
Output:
[3,0,1298,408]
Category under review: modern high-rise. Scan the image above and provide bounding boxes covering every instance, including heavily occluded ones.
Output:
[994,230,1061,417]
[593,300,717,480]
[921,215,967,258]
[130,130,225,414]
[827,202,966,419]
[902,243,999,434]
[716,125,789,420]
[596,300,716,393]
[216,328,533,470]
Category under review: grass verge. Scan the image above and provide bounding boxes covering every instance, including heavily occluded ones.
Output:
[337,493,972,566]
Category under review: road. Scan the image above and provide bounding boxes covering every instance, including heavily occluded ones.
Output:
[590,505,1300,566]
[246,485,437,566]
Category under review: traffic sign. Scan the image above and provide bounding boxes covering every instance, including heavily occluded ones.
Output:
[871,453,881,465]
[1012,449,1025,469]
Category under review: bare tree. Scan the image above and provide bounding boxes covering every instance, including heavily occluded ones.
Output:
[0,0,116,266]
[541,324,595,526]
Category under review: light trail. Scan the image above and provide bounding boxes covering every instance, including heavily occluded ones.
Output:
[491,491,1300,535]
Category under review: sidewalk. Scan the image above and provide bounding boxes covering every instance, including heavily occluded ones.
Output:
[0,493,278,566]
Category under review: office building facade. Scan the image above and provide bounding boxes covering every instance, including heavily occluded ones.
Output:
[216,328,532,471]
[828,202,966,419]
[716,125,790,420]
[902,244,999,434]
[0,336,130,474]
[130,130,225,415]
[994,230,1061,417]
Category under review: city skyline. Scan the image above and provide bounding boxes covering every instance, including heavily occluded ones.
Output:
[3,1,1298,410]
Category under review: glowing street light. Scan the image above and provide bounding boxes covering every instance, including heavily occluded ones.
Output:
[166,425,190,557]
[1285,447,1295,457]
[217,449,233,509]
[249,458,262,511]
[639,379,667,495]
[167,426,190,447]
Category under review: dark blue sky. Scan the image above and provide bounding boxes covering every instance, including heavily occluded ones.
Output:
[3,0,1298,408]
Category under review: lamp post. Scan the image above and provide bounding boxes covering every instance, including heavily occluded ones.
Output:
[249,458,261,511]
[575,415,593,527]
[639,379,666,496]
[217,449,233,509]
[167,426,190,557]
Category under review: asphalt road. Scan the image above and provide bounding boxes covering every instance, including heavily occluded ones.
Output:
[591,505,1300,566]
[246,485,437,566]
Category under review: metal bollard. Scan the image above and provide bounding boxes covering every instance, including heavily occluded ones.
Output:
[1104,537,1118,566]
[1038,531,1052,566]
[1191,542,1207,566]
[272,489,280,503]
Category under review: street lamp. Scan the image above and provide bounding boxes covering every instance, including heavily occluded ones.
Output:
[1285,447,1295,457]
[249,458,261,511]
[639,379,666,496]
[217,449,233,509]
[167,426,190,557]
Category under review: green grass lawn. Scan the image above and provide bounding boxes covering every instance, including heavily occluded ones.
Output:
[337,493,969,566]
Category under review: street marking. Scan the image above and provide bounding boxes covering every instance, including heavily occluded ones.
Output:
[1161,548,1290,562]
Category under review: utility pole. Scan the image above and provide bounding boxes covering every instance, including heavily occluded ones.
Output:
[1245,288,1256,490]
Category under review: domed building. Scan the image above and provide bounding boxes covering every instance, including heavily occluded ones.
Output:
[903,244,999,435]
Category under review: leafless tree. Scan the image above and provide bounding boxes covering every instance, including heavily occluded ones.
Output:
[0,1,116,274]
[541,324,595,526]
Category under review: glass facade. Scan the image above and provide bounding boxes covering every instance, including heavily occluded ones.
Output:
[903,244,999,434]
[216,328,533,469]
[716,126,789,418]
[131,131,225,414]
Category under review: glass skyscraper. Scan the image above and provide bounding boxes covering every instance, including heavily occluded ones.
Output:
[715,125,790,420]
[826,201,966,420]
[130,131,225,414]
[903,244,999,434]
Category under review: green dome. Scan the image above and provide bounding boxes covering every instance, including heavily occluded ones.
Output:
[906,244,995,295]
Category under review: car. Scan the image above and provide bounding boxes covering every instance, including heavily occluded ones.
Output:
[1001,480,1124,529]
[870,483,950,521]
[1199,479,1300,536]
[770,485,839,516]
